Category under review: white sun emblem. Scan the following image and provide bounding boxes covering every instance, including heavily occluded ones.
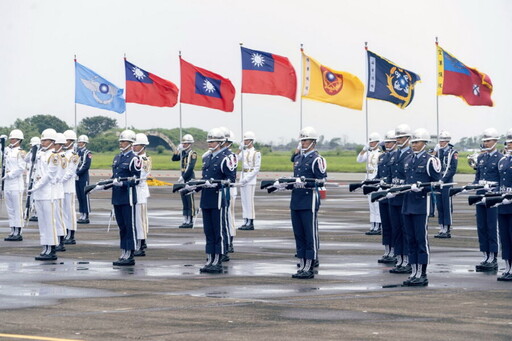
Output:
[132,67,146,81]
[203,79,216,93]
[251,53,265,67]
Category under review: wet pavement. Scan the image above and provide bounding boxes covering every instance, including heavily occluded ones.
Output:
[0,173,511,340]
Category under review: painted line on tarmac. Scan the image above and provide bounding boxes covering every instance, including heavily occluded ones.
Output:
[0,334,82,341]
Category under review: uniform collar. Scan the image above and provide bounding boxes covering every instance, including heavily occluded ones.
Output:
[303,149,315,157]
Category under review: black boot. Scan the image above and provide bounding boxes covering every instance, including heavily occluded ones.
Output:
[113,250,135,266]
[228,236,234,253]
[5,227,23,241]
[208,254,223,273]
[200,254,214,273]
[240,219,254,230]
[64,230,76,244]
[55,236,66,252]
[238,218,248,229]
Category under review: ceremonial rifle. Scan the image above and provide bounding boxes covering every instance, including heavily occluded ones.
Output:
[449,183,497,197]
[468,192,503,206]
[0,135,6,199]
[348,179,381,192]
[84,176,153,195]
[484,193,512,208]
[260,177,326,193]
[24,144,38,221]
[370,182,453,203]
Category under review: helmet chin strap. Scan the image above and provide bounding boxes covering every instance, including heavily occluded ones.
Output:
[55,145,63,153]
[397,137,410,148]
[413,144,426,154]
[40,141,54,151]
[9,140,21,148]
[120,143,132,153]
[481,140,497,152]
[208,142,221,152]
[134,146,145,155]
[300,141,316,153]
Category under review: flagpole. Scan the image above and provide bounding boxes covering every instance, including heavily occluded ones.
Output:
[239,43,245,181]
[364,42,369,143]
[124,53,128,129]
[435,37,440,142]
[74,54,78,134]
[299,43,303,131]
[178,51,183,169]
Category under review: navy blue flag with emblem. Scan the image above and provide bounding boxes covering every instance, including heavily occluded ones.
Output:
[366,50,420,109]
[75,61,126,113]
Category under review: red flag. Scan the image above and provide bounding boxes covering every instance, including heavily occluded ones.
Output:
[437,45,493,106]
[241,47,297,101]
[179,58,235,112]
[125,60,179,107]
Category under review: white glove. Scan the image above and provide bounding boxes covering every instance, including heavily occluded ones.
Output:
[92,185,105,192]
[204,180,216,188]
[386,192,396,199]
[1,175,7,181]
[411,184,422,192]
[296,142,301,150]
[294,178,305,189]
[179,184,194,193]
[362,145,368,152]
[272,180,286,190]
[178,176,184,184]
[481,197,487,204]
[177,143,183,151]
[483,183,490,190]
[113,178,123,187]
[27,187,38,194]
[502,199,512,205]
[239,178,248,187]
[434,144,440,153]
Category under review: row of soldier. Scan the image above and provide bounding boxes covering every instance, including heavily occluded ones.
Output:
[354,125,512,284]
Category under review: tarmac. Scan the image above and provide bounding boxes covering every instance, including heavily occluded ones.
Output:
[0,172,510,341]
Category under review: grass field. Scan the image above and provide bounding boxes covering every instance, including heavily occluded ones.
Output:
[90,150,476,174]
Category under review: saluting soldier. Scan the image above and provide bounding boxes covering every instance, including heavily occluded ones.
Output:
[197,128,236,274]
[401,129,441,287]
[171,134,197,228]
[434,130,458,239]
[496,128,512,281]
[387,124,414,274]
[3,129,27,241]
[30,129,59,260]
[357,132,382,235]
[473,128,502,272]
[62,130,80,244]
[377,130,397,264]
[133,133,151,257]
[289,127,327,279]
[237,131,261,231]
[76,135,92,224]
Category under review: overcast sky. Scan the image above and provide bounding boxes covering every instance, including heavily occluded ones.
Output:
[1,0,511,145]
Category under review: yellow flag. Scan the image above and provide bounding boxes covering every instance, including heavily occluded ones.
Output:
[302,52,364,110]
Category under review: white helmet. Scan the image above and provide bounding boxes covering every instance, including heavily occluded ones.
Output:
[368,132,381,143]
[182,134,194,144]
[226,130,235,143]
[41,128,57,141]
[30,136,41,146]
[243,131,256,141]
[299,126,319,141]
[382,130,396,143]
[54,133,66,145]
[506,128,512,143]
[207,128,225,142]
[395,124,412,138]
[218,126,230,142]
[119,129,136,142]
[63,130,77,141]
[410,128,430,143]
[481,128,499,141]
[133,133,149,146]
[77,135,89,143]
[438,130,451,142]
[9,129,24,140]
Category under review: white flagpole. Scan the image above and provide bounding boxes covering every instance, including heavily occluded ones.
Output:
[124,53,128,129]
[178,51,183,170]
[435,37,440,142]
[364,42,369,143]
[299,43,304,131]
[74,54,78,134]
[239,43,245,181]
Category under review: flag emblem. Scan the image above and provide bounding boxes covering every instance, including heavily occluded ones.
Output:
[386,67,414,105]
[81,78,120,105]
[321,65,343,95]
[251,53,266,67]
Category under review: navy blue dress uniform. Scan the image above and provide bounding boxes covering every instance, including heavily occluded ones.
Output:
[435,135,458,238]
[473,128,503,272]
[496,131,512,281]
[76,135,92,224]
[388,145,413,273]
[401,129,441,286]
[110,130,141,266]
[171,134,197,228]
[198,128,236,274]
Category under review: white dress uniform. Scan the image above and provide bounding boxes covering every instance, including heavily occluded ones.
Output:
[357,147,382,228]
[3,145,27,237]
[239,146,261,224]
[62,148,79,240]
[32,148,59,247]
[135,153,151,251]
[53,151,67,242]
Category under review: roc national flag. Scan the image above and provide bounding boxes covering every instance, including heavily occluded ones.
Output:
[366,50,421,109]
[75,62,126,113]
[125,60,179,107]
[241,46,297,101]
[180,58,236,112]
[301,52,364,110]
[437,45,493,106]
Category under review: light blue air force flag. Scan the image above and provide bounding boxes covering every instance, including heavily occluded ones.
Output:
[75,62,126,113]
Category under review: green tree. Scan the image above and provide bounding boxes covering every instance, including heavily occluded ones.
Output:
[78,116,118,137]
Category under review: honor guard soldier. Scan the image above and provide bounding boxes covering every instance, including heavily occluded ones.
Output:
[171,134,197,228]
[2,129,27,241]
[196,128,236,273]
[29,129,59,260]
[434,130,458,239]
[289,127,327,279]
[220,128,238,256]
[387,124,413,274]
[377,130,397,263]
[401,129,441,286]
[25,136,40,222]
[133,133,151,256]
[76,134,92,224]
[53,133,68,252]
[496,129,512,281]
[473,128,502,272]
[357,132,382,235]
[237,131,261,231]
[62,130,79,244]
